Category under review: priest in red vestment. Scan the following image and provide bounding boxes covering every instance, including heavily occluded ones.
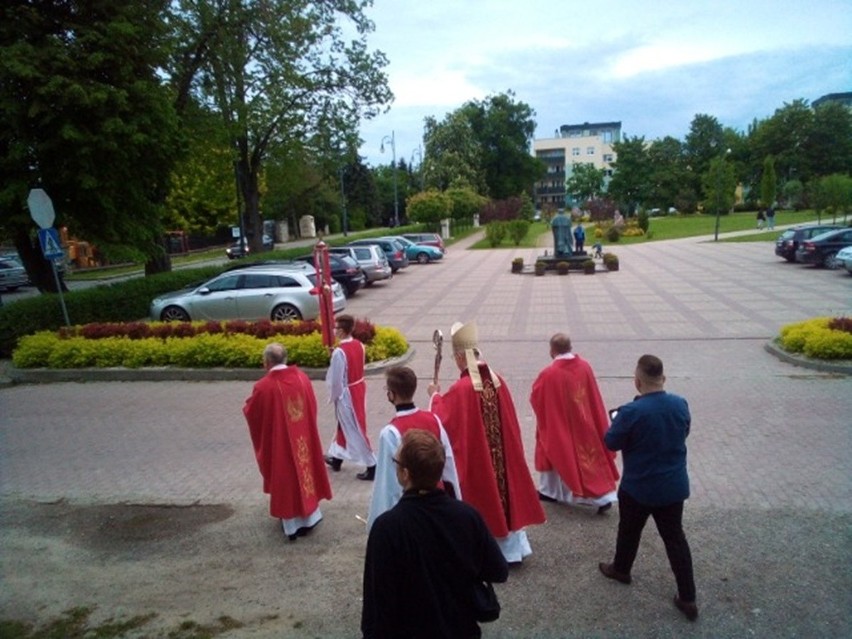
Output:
[244,343,332,541]
[428,321,545,563]
[530,333,619,513]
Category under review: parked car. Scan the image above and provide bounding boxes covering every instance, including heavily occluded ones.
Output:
[347,238,409,272]
[795,227,852,269]
[328,245,392,285]
[402,232,445,253]
[293,253,366,297]
[774,224,844,262]
[225,234,274,259]
[0,256,28,291]
[385,236,444,264]
[836,246,852,275]
[150,263,345,322]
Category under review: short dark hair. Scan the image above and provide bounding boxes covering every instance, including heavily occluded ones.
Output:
[550,333,572,354]
[386,366,416,400]
[636,354,664,381]
[335,314,355,334]
[397,429,445,490]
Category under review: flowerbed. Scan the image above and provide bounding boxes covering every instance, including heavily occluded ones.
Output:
[777,316,852,360]
[12,319,407,369]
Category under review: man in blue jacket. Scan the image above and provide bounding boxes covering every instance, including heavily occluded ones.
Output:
[598,354,698,621]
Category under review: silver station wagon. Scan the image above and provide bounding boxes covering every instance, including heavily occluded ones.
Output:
[150,263,346,322]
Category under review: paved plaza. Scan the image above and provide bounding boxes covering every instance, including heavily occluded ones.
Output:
[1,230,850,637]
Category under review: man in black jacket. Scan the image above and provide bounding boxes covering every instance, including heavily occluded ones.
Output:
[362,429,509,639]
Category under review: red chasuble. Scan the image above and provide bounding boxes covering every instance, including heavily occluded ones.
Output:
[431,365,545,538]
[334,339,368,447]
[530,356,619,498]
[244,367,332,519]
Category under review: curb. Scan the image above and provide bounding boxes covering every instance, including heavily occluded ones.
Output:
[0,348,415,386]
[763,340,852,375]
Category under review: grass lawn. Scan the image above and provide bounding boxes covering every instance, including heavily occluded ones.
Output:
[470,210,850,249]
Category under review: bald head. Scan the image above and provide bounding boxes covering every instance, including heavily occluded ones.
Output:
[263,343,287,369]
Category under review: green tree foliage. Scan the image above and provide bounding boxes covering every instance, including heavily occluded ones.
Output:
[760,155,777,208]
[646,137,693,211]
[485,221,507,247]
[702,156,737,216]
[783,179,804,210]
[506,219,531,246]
[684,114,725,181]
[422,111,486,193]
[748,100,814,184]
[808,101,852,178]
[1,1,180,290]
[608,135,650,214]
[809,174,852,222]
[566,163,605,202]
[407,190,452,227]
[175,0,392,253]
[445,188,487,221]
[459,91,545,199]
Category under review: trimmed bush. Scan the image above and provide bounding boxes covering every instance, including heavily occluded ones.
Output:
[778,317,852,360]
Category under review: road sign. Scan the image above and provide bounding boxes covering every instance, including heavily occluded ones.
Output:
[38,227,64,260]
[27,188,56,229]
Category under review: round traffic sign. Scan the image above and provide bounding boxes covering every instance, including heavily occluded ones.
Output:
[27,188,56,229]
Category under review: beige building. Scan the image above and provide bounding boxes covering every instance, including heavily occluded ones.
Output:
[533,121,621,210]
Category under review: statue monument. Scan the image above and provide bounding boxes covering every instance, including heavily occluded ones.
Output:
[550,210,573,257]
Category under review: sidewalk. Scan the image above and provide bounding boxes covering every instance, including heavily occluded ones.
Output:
[1,228,850,638]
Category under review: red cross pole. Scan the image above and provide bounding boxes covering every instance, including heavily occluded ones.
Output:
[312,240,335,351]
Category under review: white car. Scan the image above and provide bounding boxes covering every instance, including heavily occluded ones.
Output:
[150,263,345,322]
[0,256,28,291]
[836,246,852,275]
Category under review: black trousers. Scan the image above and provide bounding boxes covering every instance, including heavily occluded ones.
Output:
[613,488,696,602]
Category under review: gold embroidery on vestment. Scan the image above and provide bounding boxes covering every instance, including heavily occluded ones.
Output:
[480,376,509,523]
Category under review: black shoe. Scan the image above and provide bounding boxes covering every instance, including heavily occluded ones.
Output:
[356,466,376,481]
[598,562,631,584]
[324,456,342,472]
[287,533,298,542]
[538,491,557,503]
[597,502,613,515]
[673,596,699,621]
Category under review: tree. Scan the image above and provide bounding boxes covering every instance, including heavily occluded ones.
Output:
[810,174,852,223]
[760,155,777,209]
[646,136,692,211]
[703,155,737,225]
[807,101,852,179]
[422,111,486,193]
[608,135,650,214]
[1,0,180,290]
[445,188,487,222]
[179,0,392,253]
[684,114,725,181]
[460,91,545,199]
[407,190,452,227]
[749,100,814,184]
[565,163,605,203]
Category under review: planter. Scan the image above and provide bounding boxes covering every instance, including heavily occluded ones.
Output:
[583,259,596,274]
[556,261,570,275]
[534,262,546,276]
[602,252,619,272]
[606,262,619,271]
[511,259,524,273]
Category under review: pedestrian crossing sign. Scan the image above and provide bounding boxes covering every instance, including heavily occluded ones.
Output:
[38,227,64,260]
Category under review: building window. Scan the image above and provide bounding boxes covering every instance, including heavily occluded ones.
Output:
[587,147,595,155]
[603,154,613,163]
[572,147,580,156]
[603,131,613,143]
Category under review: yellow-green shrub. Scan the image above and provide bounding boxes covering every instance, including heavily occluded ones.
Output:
[778,317,852,360]
[12,325,408,369]
[366,327,407,361]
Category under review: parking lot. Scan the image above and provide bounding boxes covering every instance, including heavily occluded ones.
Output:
[1,229,851,638]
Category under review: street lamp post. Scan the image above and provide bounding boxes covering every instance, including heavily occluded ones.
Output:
[381,131,399,227]
[713,148,731,242]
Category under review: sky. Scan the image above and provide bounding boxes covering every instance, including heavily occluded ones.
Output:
[355,0,852,167]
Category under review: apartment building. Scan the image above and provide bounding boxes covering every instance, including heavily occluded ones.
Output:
[533,121,621,210]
